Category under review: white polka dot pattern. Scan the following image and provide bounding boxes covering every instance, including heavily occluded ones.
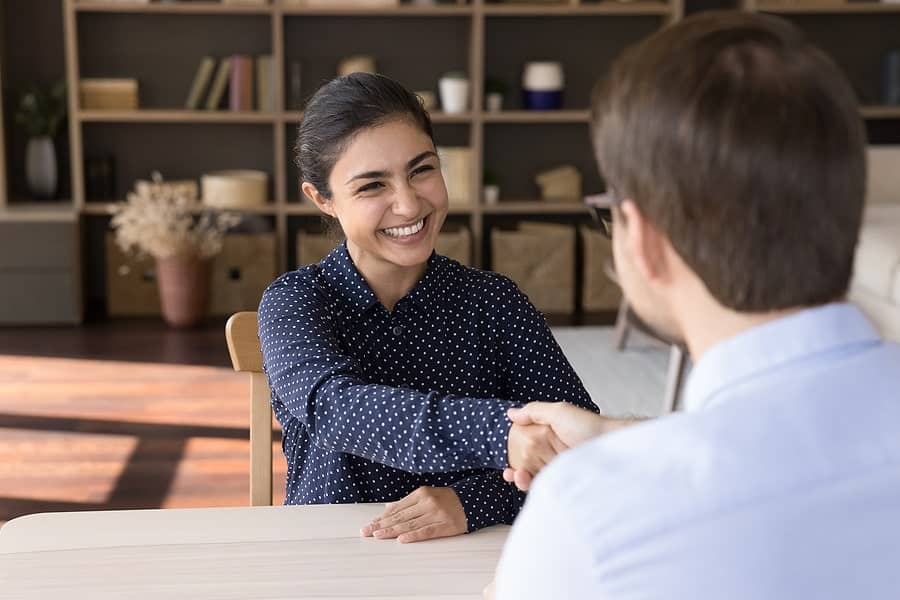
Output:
[258,242,597,531]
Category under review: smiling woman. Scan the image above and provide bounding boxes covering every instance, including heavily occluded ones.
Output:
[257,73,599,544]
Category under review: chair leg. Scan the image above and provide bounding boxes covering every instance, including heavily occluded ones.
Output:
[614,298,631,351]
[662,345,688,413]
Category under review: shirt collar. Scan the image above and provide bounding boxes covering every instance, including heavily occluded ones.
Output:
[319,242,380,318]
[683,303,882,413]
[319,242,451,318]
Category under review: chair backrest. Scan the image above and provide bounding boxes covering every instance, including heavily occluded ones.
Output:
[225,311,273,506]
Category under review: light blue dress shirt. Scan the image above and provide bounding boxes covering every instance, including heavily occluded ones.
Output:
[497,303,900,599]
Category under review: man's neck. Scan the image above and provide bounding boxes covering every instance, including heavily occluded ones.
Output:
[676,281,801,362]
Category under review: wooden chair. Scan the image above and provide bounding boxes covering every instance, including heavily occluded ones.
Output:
[225,311,273,506]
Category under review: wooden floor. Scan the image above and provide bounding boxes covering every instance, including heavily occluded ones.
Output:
[0,319,287,526]
[0,318,667,528]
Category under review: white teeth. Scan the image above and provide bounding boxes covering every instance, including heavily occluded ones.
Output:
[382,219,424,238]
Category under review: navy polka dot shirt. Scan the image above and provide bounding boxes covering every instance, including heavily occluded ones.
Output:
[258,242,597,532]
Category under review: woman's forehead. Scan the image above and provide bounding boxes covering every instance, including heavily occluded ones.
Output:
[336,120,434,170]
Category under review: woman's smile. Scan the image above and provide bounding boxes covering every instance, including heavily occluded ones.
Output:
[379,214,431,243]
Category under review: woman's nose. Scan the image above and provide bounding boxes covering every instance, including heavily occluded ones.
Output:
[392,182,421,218]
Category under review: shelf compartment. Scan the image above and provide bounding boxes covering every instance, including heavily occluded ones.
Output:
[753,1,900,13]
[861,105,900,119]
[483,201,588,215]
[482,2,673,16]
[79,110,279,124]
[74,1,274,15]
[483,110,590,123]
[282,4,474,17]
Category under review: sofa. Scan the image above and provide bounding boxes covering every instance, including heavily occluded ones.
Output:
[849,146,900,342]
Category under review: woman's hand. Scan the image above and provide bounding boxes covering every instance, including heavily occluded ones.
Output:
[361,486,468,543]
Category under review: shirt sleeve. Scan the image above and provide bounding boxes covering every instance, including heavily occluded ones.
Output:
[495,278,600,414]
[258,272,515,475]
[450,470,525,533]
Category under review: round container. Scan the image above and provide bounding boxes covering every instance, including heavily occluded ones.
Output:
[201,170,268,209]
[438,77,470,114]
[522,61,564,111]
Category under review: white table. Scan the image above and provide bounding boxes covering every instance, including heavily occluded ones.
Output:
[0,504,509,599]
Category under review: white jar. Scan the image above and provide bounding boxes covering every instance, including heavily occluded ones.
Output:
[438,76,470,114]
[522,61,564,92]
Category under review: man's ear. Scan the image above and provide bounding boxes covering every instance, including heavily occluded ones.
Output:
[302,182,335,217]
[619,200,671,284]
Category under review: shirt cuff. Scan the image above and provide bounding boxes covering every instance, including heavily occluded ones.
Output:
[451,473,524,533]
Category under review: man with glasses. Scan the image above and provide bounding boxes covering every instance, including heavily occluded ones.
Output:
[493,11,900,599]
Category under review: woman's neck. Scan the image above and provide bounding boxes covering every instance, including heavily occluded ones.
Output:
[347,241,427,312]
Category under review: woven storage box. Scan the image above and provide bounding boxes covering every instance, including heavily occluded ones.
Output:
[296,231,339,267]
[535,165,582,203]
[209,233,276,316]
[107,233,276,317]
[106,234,160,316]
[580,225,621,311]
[491,222,575,314]
[436,227,471,266]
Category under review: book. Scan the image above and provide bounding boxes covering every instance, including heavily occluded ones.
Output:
[229,54,254,112]
[256,55,275,113]
[184,56,216,110]
[205,57,232,111]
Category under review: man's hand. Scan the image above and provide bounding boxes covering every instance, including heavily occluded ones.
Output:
[361,486,467,544]
[503,402,633,491]
[507,421,568,483]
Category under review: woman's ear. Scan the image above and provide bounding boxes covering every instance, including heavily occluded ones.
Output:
[302,182,335,217]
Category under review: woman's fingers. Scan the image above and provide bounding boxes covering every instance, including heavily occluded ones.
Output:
[397,523,445,544]
[361,489,422,536]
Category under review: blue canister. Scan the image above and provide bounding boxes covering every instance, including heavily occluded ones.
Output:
[884,49,900,105]
[523,62,564,110]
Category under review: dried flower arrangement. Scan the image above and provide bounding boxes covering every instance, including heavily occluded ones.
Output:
[111,172,241,260]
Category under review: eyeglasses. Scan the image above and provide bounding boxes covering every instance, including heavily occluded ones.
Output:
[586,189,621,239]
[587,205,614,239]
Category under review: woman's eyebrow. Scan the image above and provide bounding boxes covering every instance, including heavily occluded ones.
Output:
[345,151,437,185]
[407,151,437,170]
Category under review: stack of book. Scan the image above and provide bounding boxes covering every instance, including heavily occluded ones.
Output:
[184,54,275,112]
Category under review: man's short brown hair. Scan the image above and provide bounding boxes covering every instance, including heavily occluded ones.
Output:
[591,11,866,311]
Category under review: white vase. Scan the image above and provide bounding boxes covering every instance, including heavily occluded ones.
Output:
[438,77,470,114]
[25,136,58,199]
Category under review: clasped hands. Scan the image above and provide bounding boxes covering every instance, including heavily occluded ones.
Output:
[505,401,614,491]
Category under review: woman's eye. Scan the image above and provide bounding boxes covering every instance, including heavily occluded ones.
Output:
[357,181,384,194]
[410,165,435,178]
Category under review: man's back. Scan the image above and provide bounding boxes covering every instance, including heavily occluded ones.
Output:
[497,304,900,599]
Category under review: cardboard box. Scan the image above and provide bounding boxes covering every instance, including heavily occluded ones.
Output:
[580,225,621,311]
[296,231,339,267]
[491,222,575,314]
[436,227,471,266]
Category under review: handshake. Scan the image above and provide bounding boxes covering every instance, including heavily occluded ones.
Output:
[504,402,633,491]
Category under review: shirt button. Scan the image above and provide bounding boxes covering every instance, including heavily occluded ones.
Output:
[392,325,404,337]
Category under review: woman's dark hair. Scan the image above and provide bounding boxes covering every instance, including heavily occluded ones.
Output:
[295,73,435,199]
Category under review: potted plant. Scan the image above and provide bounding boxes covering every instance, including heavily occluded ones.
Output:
[110,172,241,327]
[13,80,67,199]
[438,70,470,114]
[484,77,508,112]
